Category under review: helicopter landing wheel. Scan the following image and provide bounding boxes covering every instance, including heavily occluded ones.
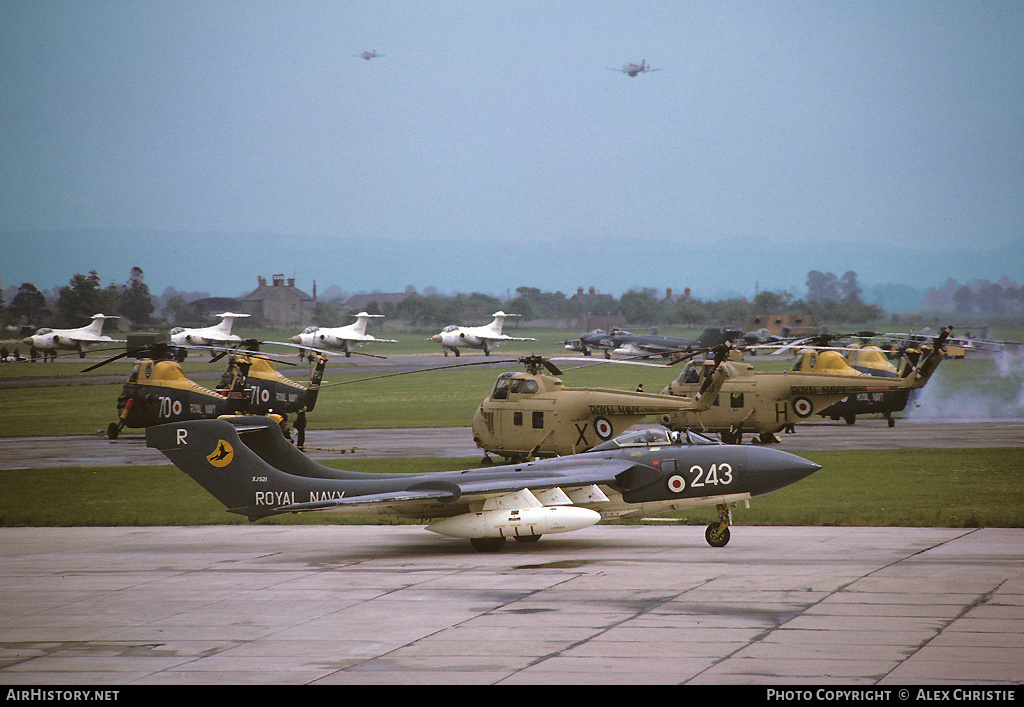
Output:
[106,423,120,440]
[513,534,541,543]
[470,537,506,552]
[887,417,895,428]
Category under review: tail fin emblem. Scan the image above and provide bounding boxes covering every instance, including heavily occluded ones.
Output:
[206,440,234,467]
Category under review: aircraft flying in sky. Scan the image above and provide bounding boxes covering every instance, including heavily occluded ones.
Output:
[608,59,661,76]
[147,414,822,551]
[431,311,537,356]
[290,312,398,357]
[354,50,384,60]
[22,313,122,357]
[169,312,249,347]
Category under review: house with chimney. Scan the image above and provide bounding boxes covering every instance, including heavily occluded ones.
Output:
[238,274,315,327]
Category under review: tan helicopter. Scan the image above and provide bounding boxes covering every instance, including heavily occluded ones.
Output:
[657,327,953,443]
[798,344,908,426]
[471,354,729,462]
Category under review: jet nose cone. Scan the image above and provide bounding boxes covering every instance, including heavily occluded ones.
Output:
[431,334,442,343]
[744,447,821,496]
[289,336,301,344]
[22,337,33,346]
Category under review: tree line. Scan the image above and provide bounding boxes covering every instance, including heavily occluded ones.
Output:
[2,267,153,330]
[1,268,903,332]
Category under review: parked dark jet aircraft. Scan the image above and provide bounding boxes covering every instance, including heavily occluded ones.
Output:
[565,326,742,358]
[146,415,821,551]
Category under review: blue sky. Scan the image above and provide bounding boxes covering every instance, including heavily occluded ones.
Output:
[1,1,1022,304]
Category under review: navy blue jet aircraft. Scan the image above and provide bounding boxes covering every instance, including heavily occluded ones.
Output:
[565,326,743,359]
[146,416,821,551]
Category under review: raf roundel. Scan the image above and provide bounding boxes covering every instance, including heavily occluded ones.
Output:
[667,475,686,494]
[593,416,614,440]
[792,396,814,418]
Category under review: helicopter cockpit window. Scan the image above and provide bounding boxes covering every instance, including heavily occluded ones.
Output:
[509,379,538,395]
[127,363,141,383]
[492,378,511,400]
[679,363,703,384]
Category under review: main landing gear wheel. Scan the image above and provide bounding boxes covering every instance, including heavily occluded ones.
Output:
[470,537,506,552]
[107,422,121,440]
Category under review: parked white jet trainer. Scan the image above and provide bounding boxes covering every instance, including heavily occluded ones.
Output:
[430,311,537,356]
[290,312,398,357]
[22,313,123,357]
[170,312,249,347]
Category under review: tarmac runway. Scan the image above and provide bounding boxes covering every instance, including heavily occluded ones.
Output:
[1,525,1021,685]
[2,387,1022,686]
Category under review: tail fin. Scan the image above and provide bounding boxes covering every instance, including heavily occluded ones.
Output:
[85,313,116,336]
[900,325,952,389]
[213,312,250,336]
[146,417,314,520]
[304,354,328,411]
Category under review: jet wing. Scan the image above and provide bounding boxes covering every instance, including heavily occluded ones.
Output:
[269,457,638,514]
[484,335,538,343]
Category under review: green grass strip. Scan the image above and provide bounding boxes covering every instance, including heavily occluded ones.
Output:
[1,448,1021,528]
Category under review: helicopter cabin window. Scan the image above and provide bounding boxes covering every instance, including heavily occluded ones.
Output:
[513,411,523,426]
[492,378,511,400]
[532,411,544,429]
[730,392,744,408]
[681,364,702,384]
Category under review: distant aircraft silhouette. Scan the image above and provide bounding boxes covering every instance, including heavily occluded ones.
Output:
[354,50,384,60]
[608,59,661,77]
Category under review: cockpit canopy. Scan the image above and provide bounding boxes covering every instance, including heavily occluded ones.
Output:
[675,361,708,384]
[441,325,459,333]
[169,327,185,335]
[490,372,542,400]
[300,326,319,334]
[33,328,53,335]
[590,427,718,451]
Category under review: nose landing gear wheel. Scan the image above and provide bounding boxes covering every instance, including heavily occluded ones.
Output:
[705,523,730,547]
[705,503,732,547]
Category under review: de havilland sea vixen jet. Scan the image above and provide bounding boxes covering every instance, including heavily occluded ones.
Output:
[22,313,123,357]
[431,311,537,356]
[566,326,742,359]
[146,414,821,551]
[290,312,398,358]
